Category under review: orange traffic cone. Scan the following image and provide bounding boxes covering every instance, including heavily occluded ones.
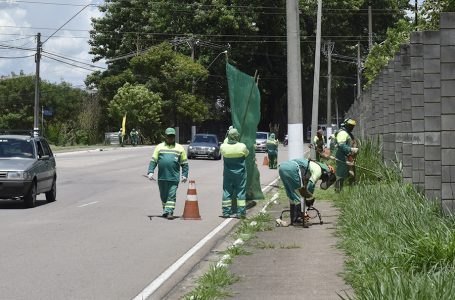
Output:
[263,154,269,166]
[182,180,201,220]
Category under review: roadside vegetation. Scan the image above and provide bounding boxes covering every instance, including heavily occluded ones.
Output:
[336,140,455,299]
[182,207,274,300]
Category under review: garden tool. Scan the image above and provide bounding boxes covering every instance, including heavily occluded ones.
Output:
[328,155,383,179]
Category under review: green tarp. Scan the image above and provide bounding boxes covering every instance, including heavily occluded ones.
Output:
[226,63,264,200]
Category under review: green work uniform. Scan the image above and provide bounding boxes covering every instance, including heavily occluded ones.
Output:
[278,159,327,204]
[148,142,189,215]
[335,129,353,181]
[220,140,249,217]
[130,130,139,146]
[313,135,325,161]
[266,136,278,169]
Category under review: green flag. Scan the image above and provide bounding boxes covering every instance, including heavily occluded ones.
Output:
[226,62,264,200]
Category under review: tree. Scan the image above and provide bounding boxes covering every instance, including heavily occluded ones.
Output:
[363,19,412,85]
[88,0,413,136]
[108,83,163,142]
[129,42,209,125]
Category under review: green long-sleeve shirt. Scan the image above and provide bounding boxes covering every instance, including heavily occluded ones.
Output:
[148,142,189,181]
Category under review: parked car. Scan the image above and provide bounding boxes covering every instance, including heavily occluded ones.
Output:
[255,131,270,152]
[187,133,221,160]
[0,131,57,208]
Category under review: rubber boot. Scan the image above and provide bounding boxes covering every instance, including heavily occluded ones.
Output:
[289,204,296,225]
[291,204,302,224]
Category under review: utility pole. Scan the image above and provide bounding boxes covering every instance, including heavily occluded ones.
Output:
[286,0,304,159]
[368,4,373,50]
[34,32,41,137]
[357,42,361,99]
[323,41,334,138]
[310,0,322,159]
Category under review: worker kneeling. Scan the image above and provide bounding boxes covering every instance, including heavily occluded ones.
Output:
[278,158,336,227]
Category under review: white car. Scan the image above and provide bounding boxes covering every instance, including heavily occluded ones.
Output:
[255,132,270,152]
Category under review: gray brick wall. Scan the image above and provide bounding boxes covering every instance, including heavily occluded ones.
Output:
[423,31,441,201]
[411,31,425,190]
[343,13,455,213]
[401,45,412,183]
[440,13,455,213]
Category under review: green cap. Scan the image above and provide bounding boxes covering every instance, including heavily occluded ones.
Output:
[165,127,176,135]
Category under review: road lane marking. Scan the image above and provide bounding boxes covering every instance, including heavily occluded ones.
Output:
[77,201,98,208]
[132,177,280,300]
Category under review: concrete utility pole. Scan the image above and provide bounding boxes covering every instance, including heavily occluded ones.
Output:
[357,42,361,99]
[323,41,334,139]
[310,0,322,159]
[286,0,304,159]
[34,32,41,136]
[368,4,373,50]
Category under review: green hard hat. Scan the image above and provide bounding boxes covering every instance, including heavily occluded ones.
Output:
[165,127,176,135]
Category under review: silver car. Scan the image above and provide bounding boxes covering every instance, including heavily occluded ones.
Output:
[0,134,57,208]
[187,134,222,160]
[255,131,270,152]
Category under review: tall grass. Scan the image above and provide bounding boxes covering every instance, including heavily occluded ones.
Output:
[337,141,455,299]
[354,138,402,184]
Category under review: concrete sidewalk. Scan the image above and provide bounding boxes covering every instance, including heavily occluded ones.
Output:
[226,199,353,300]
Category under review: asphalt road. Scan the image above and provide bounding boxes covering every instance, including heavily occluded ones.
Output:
[0,145,283,300]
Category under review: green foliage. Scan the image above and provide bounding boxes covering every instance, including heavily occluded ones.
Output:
[130,42,209,124]
[0,75,95,145]
[363,19,412,86]
[337,179,455,299]
[182,265,239,300]
[109,83,163,142]
[419,0,455,31]
[89,0,412,137]
[354,139,402,184]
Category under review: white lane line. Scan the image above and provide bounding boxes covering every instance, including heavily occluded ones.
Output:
[261,192,280,213]
[132,177,280,300]
[77,201,98,208]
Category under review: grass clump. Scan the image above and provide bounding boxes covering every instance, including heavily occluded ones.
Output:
[336,141,455,299]
[182,265,239,300]
[279,242,301,249]
[223,245,251,257]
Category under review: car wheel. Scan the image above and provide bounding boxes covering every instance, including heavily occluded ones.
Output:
[24,181,37,208]
[46,178,57,203]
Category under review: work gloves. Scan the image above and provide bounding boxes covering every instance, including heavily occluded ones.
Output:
[351,147,359,154]
[147,173,156,181]
[181,176,188,183]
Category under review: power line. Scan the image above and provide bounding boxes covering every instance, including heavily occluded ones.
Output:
[0,43,35,51]
[42,3,92,45]
[42,50,105,69]
[0,54,35,59]
[42,54,98,72]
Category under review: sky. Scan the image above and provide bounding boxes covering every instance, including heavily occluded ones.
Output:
[0,0,105,89]
[0,0,425,89]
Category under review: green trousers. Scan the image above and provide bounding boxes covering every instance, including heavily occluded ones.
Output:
[158,180,179,214]
[268,152,278,169]
[278,161,301,205]
[222,172,246,216]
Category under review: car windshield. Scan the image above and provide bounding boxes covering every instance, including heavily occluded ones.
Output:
[193,135,217,144]
[256,133,268,140]
[0,138,35,158]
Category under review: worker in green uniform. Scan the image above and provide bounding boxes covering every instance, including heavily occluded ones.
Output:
[130,128,139,146]
[220,128,250,218]
[312,129,325,161]
[335,118,358,192]
[223,125,233,144]
[266,133,278,169]
[147,128,189,219]
[279,158,336,227]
